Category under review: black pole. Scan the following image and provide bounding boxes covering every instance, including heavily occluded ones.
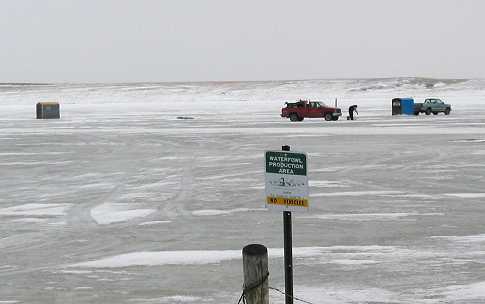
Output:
[282,145,293,304]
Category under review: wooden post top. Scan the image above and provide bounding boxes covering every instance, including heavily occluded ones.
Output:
[243,244,267,256]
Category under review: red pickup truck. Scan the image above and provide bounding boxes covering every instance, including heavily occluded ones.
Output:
[281,100,342,121]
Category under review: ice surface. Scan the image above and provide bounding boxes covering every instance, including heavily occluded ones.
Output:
[2,79,485,303]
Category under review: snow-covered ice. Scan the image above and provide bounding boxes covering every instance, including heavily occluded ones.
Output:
[138,220,171,226]
[440,281,485,301]
[90,203,156,225]
[301,212,443,221]
[0,203,71,216]
[68,245,413,268]
[191,208,265,216]
[444,193,485,198]
[2,78,485,303]
[311,190,403,197]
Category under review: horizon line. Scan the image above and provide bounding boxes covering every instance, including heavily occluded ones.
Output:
[0,76,477,86]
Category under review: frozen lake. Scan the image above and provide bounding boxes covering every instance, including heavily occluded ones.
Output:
[1,79,485,303]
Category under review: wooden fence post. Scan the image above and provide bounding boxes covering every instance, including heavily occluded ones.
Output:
[242,244,269,304]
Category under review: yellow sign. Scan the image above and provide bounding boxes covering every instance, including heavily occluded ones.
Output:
[266,196,309,208]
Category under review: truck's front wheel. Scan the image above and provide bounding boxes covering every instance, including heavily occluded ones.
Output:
[324,113,333,121]
[425,108,432,115]
[444,108,451,115]
[289,113,300,122]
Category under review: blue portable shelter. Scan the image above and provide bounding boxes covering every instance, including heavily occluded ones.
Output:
[392,98,415,115]
[400,98,415,115]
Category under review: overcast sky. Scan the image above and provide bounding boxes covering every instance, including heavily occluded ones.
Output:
[1,0,485,82]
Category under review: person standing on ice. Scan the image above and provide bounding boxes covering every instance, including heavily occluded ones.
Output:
[348,105,358,120]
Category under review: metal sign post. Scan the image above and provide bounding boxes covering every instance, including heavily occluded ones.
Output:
[284,209,293,304]
[265,145,309,304]
[283,143,294,304]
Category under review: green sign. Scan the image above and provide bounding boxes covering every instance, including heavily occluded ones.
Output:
[265,151,307,176]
